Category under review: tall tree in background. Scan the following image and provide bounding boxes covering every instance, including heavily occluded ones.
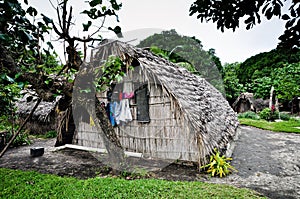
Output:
[189,0,300,49]
[138,30,225,94]
[223,62,245,104]
[237,48,300,85]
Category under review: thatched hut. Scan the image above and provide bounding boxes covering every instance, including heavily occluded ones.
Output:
[73,40,238,165]
[232,93,270,113]
[16,89,61,134]
[232,93,256,113]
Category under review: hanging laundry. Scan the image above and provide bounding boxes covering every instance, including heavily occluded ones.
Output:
[123,92,134,99]
[123,80,134,99]
[119,92,123,101]
[115,99,132,125]
[89,116,95,126]
[108,103,116,126]
[114,101,121,124]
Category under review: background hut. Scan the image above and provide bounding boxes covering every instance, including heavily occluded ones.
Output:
[232,93,274,113]
[73,40,239,166]
[16,89,61,135]
[232,93,256,113]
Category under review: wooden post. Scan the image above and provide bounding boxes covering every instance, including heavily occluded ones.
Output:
[269,86,274,109]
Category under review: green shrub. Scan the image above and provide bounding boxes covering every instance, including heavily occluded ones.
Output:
[259,108,279,121]
[279,113,291,121]
[259,108,271,120]
[45,130,57,138]
[201,148,237,178]
[0,116,31,147]
[238,111,259,120]
[0,115,17,132]
[5,131,31,147]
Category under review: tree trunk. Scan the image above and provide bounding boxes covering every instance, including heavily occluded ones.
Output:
[55,106,76,147]
[77,97,125,170]
[95,98,124,164]
[72,63,125,169]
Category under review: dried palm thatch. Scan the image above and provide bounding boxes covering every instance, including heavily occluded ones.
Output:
[15,89,61,134]
[87,40,239,165]
[232,92,256,113]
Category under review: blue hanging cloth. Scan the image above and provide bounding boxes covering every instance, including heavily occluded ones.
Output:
[106,103,116,126]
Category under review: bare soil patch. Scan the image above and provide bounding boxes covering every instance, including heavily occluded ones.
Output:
[1,126,300,199]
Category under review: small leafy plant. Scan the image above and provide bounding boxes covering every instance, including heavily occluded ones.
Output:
[45,130,57,138]
[201,148,237,178]
[5,131,31,147]
[0,116,31,147]
[120,167,150,180]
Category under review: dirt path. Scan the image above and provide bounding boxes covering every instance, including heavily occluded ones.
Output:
[1,126,300,198]
[210,126,300,199]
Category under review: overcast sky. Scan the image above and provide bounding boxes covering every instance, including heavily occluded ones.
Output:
[30,0,287,64]
[118,0,286,64]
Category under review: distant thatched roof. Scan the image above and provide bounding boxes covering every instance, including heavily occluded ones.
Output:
[16,89,61,123]
[232,92,254,106]
[232,92,255,113]
[91,40,239,161]
[233,92,272,113]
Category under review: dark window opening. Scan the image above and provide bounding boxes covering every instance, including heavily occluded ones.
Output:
[135,85,150,123]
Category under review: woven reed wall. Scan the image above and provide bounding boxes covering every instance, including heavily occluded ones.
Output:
[74,84,200,162]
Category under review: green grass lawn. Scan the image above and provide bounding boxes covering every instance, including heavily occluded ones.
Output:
[0,168,265,199]
[239,118,300,133]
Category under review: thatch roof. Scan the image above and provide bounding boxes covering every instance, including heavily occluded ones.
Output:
[232,92,254,106]
[91,40,239,162]
[232,92,256,113]
[16,89,61,123]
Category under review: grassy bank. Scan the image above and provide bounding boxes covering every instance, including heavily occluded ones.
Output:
[0,168,264,199]
[239,118,300,133]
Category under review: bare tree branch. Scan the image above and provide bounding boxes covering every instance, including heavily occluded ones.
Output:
[62,0,67,34]
[66,6,72,34]
[56,7,63,32]
[89,16,107,38]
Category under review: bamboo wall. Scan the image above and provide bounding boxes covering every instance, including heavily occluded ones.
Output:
[74,84,200,162]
